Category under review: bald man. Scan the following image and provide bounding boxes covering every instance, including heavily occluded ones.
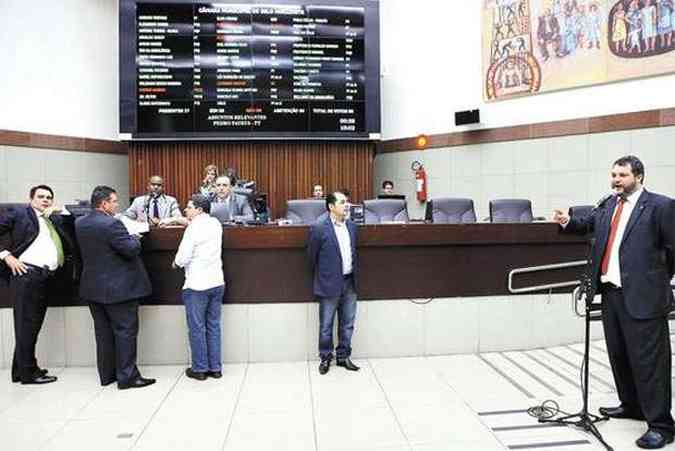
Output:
[124,176,183,226]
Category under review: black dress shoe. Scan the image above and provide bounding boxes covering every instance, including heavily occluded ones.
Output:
[599,405,644,420]
[636,430,674,449]
[12,368,48,383]
[101,379,117,387]
[118,377,156,390]
[207,371,222,379]
[319,359,330,375]
[185,368,207,381]
[21,375,57,385]
[336,358,360,371]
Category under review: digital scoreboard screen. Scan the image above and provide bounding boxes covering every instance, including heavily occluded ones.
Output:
[119,0,380,140]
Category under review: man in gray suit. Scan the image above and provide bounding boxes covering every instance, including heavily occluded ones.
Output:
[124,175,182,226]
[210,175,254,223]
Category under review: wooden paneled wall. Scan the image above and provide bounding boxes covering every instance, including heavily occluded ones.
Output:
[128,141,375,218]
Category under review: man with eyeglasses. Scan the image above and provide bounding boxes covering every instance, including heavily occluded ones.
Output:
[0,185,74,384]
[124,175,183,226]
[307,191,360,375]
[210,175,254,224]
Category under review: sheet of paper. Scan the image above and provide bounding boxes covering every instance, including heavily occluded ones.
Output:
[117,215,150,235]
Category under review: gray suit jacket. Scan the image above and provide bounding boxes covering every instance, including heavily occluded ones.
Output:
[210,194,254,223]
[124,194,182,221]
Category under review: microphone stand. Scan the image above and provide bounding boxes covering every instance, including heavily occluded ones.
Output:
[538,237,613,451]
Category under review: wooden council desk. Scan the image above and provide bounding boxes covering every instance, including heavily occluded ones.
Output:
[0,223,589,307]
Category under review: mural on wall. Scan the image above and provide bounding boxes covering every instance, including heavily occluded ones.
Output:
[483,0,675,101]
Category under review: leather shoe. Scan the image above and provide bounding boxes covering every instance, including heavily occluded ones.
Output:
[118,377,156,390]
[599,405,644,420]
[207,371,222,379]
[185,368,207,381]
[336,358,360,371]
[319,359,330,375]
[636,429,674,449]
[12,368,48,383]
[21,374,57,385]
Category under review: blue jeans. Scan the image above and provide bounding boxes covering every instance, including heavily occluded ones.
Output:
[318,277,357,361]
[183,285,224,373]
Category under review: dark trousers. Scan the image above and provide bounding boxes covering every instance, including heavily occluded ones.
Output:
[88,299,141,385]
[318,276,357,361]
[602,286,674,435]
[10,267,50,382]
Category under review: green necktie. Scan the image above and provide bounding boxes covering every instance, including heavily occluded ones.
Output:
[43,216,65,267]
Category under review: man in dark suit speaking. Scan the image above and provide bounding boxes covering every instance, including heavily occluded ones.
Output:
[0,185,72,384]
[554,155,675,449]
[307,191,359,375]
[76,185,155,390]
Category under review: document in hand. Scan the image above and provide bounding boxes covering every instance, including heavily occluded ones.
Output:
[117,215,150,235]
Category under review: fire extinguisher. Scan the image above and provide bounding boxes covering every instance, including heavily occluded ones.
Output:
[412,161,427,202]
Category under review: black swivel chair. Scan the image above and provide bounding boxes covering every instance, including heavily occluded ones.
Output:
[285,199,328,224]
[568,205,594,220]
[0,203,28,214]
[363,199,409,224]
[489,199,535,223]
[427,198,477,224]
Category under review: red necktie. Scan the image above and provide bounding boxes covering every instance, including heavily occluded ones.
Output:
[600,197,625,275]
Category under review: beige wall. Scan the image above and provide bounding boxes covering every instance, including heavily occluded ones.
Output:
[374,126,675,220]
[0,146,129,209]
[0,295,606,367]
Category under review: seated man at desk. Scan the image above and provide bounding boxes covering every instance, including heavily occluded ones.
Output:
[210,175,254,223]
[124,175,183,226]
[381,180,394,195]
[312,184,324,199]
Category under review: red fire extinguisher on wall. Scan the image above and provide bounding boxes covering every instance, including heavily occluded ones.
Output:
[412,161,427,202]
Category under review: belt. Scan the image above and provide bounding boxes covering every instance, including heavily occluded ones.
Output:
[24,263,56,276]
[602,282,621,291]
[343,273,353,280]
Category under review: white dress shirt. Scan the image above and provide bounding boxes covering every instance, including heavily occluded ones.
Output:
[18,210,59,271]
[600,188,643,287]
[173,213,225,291]
[331,217,353,276]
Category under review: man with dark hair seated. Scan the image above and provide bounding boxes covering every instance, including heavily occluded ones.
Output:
[210,175,254,223]
[125,175,183,226]
[381,180,394,195]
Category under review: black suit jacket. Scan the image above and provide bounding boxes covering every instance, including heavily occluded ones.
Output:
[563,190,675,319]
[307,216,358,298]
[75,210,151,304]
[0,205,75,280]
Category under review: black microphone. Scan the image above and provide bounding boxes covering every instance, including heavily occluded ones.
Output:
[143,191,154,219]
[593,192,615,210]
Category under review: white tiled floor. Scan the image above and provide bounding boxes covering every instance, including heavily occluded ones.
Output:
[0,340,669,450]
